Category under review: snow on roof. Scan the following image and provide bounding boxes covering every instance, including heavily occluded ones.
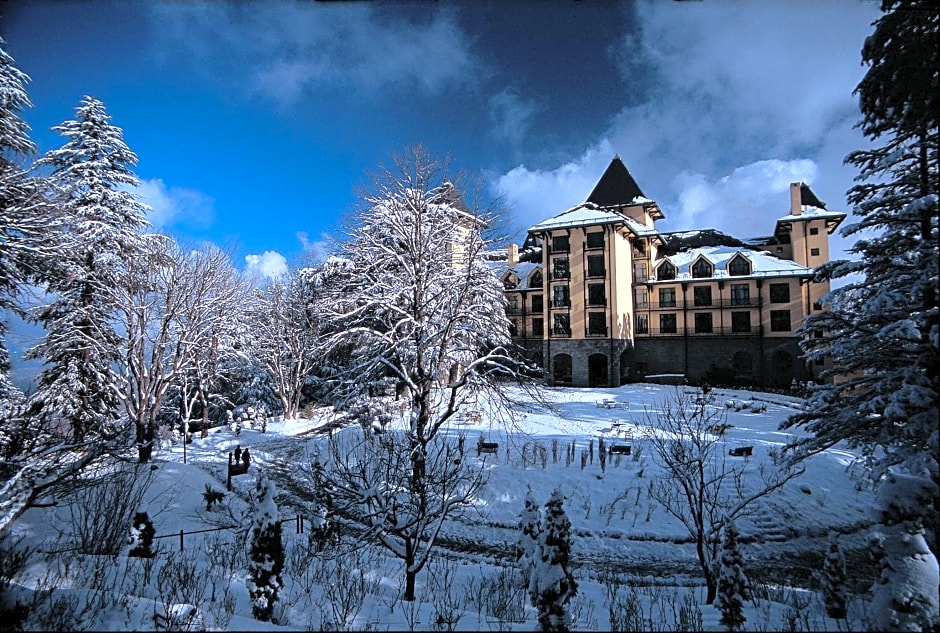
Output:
[775,207,846,223]
[651,245,813,281]
[528,202,658,236]
[493,261,542,291]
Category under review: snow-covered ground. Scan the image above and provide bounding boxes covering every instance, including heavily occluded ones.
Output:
[5,383,880,631]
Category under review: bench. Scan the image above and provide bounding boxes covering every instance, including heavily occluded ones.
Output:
[729,446,753,457]
[477,442,499,456]
[709,423,734,435]
[608,444,632,456]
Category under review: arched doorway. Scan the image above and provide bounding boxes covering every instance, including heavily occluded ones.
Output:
[771,351,793,387]
[588,353,608,387]
[553,354,572,385]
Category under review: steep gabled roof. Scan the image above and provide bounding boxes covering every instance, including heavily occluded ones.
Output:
[799,183,826,209]
[586,156,647,207]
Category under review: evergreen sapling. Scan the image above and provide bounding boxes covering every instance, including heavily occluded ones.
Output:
[247,476,284,623]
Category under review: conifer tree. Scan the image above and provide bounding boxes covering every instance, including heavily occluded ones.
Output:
[714,522,749,632]
[26,96,149,445]
[820,531,847,620]
[781,0,939,566]
[529,488,578,632]
[517,486,541,589]
[0,37,43,407]
[247,476,284,623]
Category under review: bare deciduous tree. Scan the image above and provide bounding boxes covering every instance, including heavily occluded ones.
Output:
[113,240,250,462]
[645,388,803,604]
[310,429,484,602]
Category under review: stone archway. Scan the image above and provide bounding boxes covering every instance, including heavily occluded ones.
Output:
[588,353,608,387]
[553,354,572,385]
[771,350,793,387]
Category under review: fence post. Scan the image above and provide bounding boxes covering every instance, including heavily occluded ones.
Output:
[226,452,233,491]
[179,529,184,551]
[300,515,304,534]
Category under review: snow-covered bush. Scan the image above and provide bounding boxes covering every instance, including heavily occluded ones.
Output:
[529,488,578,632]
[714,521,749,631]
[517,487,541,589]
[819,531,847,619]
[127,511,155,558]
[247,476,284,623]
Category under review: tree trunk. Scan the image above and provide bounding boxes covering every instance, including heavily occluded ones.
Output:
[404,537,417,602]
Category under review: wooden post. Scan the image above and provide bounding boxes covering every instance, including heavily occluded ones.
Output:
[179,529,184,551]
[226,452,233,491]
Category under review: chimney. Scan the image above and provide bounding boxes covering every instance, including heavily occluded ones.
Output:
[789,182,802,216]
[507,243,519,267]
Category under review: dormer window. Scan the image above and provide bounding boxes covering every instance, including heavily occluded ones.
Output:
[531,271,543,287]
[503,274,518,290]
[657,261,676,281]
[727,255,751,277]
[691,258,713,279]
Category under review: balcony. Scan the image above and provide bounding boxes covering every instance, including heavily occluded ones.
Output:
[551,270,570,281]
[585,268,607,279]
[550,328,572,338]
[550,299,571,309]
[586,327,608,337]
[633,326,761,337]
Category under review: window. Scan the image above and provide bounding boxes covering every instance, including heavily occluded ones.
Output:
[693,286,712,307]
[530,271,543,287]
[694,313,713,334]
[633,239,647,255]
[552,314,571,336]
[660,313,677,334]
[503,275,517,290]
[771,310,791,332]
[636,288,648,308]
[587,312,607,336]
[657,261,676,280]
[634,263,648,283]
[587,283,606,306]
[586,232,604,249]
[810,248,820,256]
[659,287,676,308]
[552,285,570,307]
[586,254,605,277]
[770,283,790,303]
[809,227,819,235]
[532,318,544,337]
[532,294,544,312]
[692,259,713,279]
[551,235,569,252]
[731,311,751,333]
[812,301,822,311]
[730,284,750,306]
[636,314,649,334]
[728,256,751,277]
[552,257,569,280]
[507,297,518,312]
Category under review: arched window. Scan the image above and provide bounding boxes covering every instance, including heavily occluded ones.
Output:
[728,255,751,277]
[530,271,543,287]
[657,261,676,281]
[503,274,518,290]
[691,258,713,279]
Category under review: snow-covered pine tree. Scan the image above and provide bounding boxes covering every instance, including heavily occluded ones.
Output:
[781,0,939,574]
[820,531,847,620]
[517,486,541,590]
[0,37,41,407]
[529,488,578,632]
[247,476,284,623]
[127,511,155,558]
[714,522,749,631]
[26,96,149,447]
[868,472,939,631]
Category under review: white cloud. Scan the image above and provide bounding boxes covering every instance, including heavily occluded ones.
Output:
[151,5,481,107]
[670,159,819,238]
[135,178,214,230]
[494,2,878,261]
[244,251,288,280]
[489,89,537,147]
[296,231,334,263]
[493,141,617,239]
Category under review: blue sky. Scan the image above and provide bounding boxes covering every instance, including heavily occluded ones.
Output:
[2,1,881,280]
